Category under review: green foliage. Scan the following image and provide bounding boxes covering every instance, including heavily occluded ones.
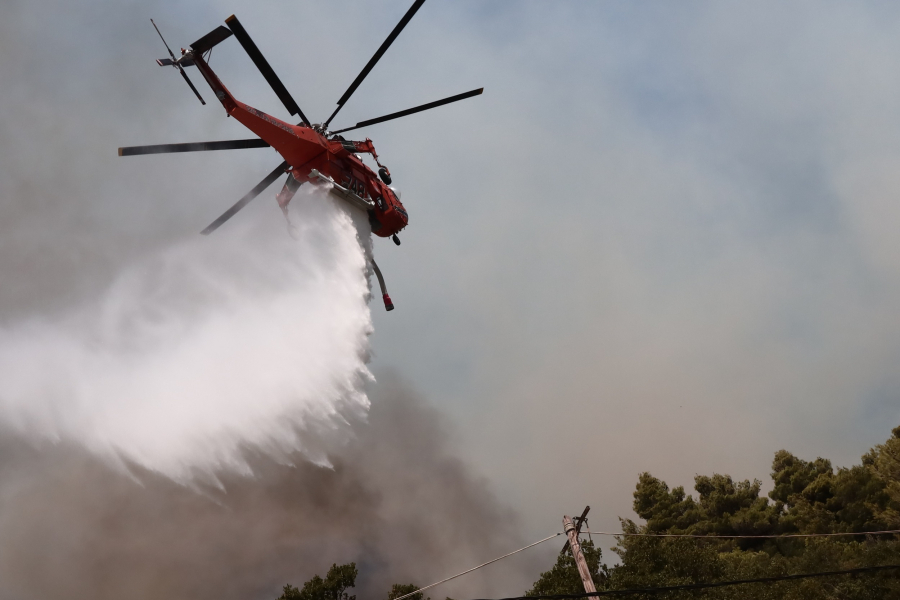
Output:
[388,583,431,600]
[277,563,358,600]
[871,426,900,528]
[526,425,900,599]
[387,584,429,600]
[632,472,781,548]
[525,540,605,597]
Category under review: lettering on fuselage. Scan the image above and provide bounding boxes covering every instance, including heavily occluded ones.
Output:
[246,106,297,136]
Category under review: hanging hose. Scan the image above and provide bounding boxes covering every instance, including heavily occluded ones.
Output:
[370,258,394,311]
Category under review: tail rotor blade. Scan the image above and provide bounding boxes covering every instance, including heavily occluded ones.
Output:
[201,161,288,235]
[150,18,178,62]
[224,15,310,126]
[151,19,205,105]
[324,0,426,128]
[330,87,483,135]
[177,66,206,105]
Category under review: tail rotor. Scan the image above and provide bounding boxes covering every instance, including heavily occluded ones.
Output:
[150,19,206,105]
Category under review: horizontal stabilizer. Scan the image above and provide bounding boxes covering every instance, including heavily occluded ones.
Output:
[119,138,270,156]
[157,57,194,67]
[191,25,234,54]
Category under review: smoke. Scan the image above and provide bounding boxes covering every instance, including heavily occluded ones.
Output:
[0,3,538,597]
[0,375,530,600]
[0,184,533,599]
[0,186,374,481]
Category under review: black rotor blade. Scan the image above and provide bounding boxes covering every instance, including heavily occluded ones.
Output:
[201,161,288,235]
[224,15,310,126]
[119,139,270,156]
[330,87,483,135]
[177,66,206,105]
[191,25,233,54]
[150,19,178,62]
[323,0,426,128]
[151,19,204,104]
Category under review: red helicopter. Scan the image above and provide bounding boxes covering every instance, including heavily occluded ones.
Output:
[118,0,483,311]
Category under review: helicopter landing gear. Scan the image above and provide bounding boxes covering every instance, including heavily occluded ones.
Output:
[392,234,401,246]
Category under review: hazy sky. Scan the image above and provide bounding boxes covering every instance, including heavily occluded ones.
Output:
[3,0,900,595]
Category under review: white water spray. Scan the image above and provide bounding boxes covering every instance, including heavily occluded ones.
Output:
[0,186,374,481]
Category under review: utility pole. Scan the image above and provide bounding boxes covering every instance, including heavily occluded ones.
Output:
[561,505,590,555]
[563,514,597,595]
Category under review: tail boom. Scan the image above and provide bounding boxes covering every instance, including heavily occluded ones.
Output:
[190,53,326,168]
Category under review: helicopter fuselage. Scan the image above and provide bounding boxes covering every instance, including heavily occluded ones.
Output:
[191,52,408,238]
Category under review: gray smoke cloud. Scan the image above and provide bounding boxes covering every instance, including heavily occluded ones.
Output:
[0,374,534,600]
[0,2,541,598]
[11,0,900,596]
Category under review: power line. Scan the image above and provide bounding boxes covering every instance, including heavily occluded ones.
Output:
[467,564,900,599]
[390,534,563,600]
[578,527,900,539]
[392,528,900,600]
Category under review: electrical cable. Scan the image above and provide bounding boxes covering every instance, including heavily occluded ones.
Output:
[573,528,900,539]
[466,564,900,599]
[391,528,900,600]
[390,533,563,600]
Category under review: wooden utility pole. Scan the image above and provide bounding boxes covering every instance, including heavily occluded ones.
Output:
[563,514,597,595]
[561,505,590,555]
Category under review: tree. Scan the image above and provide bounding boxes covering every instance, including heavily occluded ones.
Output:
[526,424,900,599]
[870,426,900,528]
[525,540,605,597]
[387,583,430,600]
[277,563,358,600]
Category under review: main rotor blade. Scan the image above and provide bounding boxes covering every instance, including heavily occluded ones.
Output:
[330,87,483,135]
[119,139,270,156]
[191,25,233,54]
[224,15,310,126]
[323,0,427,128]
[201,161,288,235]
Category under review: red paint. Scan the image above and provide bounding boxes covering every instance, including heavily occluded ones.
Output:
[193,54,409,238]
